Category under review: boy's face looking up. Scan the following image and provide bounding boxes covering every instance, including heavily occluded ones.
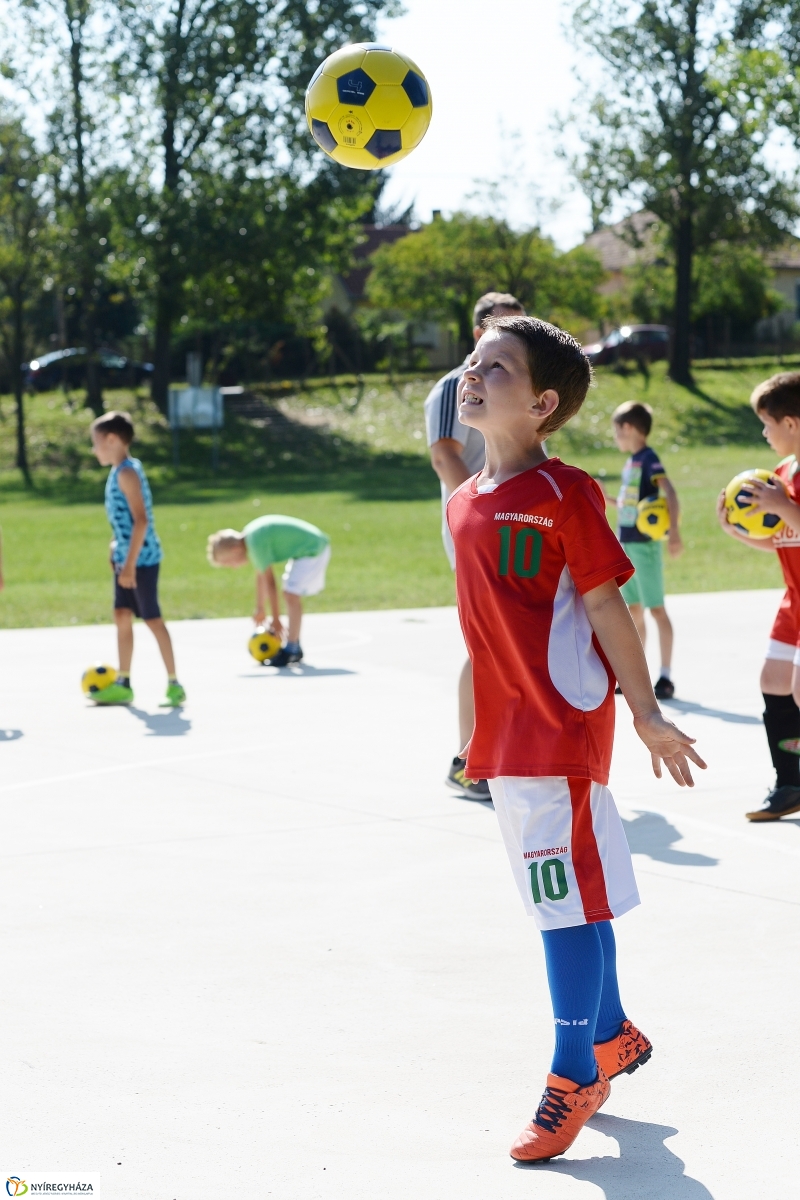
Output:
[457,330,559,440]
[612,420,647,454]
[758,410,800,459]
[91,430,129,466]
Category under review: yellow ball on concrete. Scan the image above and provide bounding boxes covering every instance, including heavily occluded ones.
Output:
[81,664,116,695]
[248,628,282,663]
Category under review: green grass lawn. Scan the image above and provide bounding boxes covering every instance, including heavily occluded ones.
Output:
[0,359,791,627]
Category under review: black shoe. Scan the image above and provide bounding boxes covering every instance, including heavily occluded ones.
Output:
[269,645,303,667]
[445,756,492,801]
[746,784,800,822]
[653,676,675,700]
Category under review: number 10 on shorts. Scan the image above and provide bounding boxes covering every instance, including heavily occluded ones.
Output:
[529,857,570,903]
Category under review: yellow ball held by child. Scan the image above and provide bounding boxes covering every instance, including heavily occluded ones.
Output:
[635,495,670,540]
[724,469,787,539]
[305,43,432,170]
[248,628,282,664]
[81,663,116,696]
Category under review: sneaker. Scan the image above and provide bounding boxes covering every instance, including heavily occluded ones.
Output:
[509,1069,610,1162]
[745,784,800,821]
[159,681,186,707]
[653,676,675,700]
[92,682,133,706]
[269,645,303,667]
[445,757,491,801]
[594,1019,652,1080]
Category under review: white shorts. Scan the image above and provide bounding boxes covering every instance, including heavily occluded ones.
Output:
[765,638,800,666]
[282,544,331,597]
[489,776,640,930]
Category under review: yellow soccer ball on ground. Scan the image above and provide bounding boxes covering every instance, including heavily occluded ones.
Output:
[636,495,670,540]
[81,663,116,696]
[724,469,787,539]
[248,628,282,663]
[305,43,432,170]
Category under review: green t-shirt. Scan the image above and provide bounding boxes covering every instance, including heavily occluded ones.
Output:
[243,515,329,571]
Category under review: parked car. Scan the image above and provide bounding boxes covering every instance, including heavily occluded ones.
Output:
[582,325,671,366]
[22,348,154,391]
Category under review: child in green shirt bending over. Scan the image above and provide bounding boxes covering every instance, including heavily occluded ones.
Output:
[206,514,330,666]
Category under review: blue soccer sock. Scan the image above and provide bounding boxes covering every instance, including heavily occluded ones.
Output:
[540,924,603,1087]
[286,640,300,654]
[594,920,628,1043]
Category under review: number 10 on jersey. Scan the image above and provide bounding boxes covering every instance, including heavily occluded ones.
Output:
[498,525,542,579]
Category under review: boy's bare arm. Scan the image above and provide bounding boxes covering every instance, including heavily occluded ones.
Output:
[583,579,707,786]
[659,476,683,557]
[257,567,283,634]
[715,489,776,551]
[117,468,149,587]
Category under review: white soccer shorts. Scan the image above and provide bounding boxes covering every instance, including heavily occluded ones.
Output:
[489,776,640,930]
[765,638,800,667]
[282,544,331,597]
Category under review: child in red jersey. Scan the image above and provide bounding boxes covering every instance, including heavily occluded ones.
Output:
[447,315,705,1163]
[716,372,800,822]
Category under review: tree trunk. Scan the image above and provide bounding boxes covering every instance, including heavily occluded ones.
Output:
[12,293,32,486]
[151,254,176,412]
[669,214,693,385]
[67,1,103,414]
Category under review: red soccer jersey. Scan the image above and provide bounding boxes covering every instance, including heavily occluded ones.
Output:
[772,457,800,591]
[447,458,633,784]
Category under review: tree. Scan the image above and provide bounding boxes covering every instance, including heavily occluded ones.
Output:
[5,0,113,413]
[110,0,396,408]
[568,0,797,384]
[0,114,50,484]
[366,213,605,348]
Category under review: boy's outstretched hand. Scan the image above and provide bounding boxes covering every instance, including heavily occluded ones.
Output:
[633,710,707,786]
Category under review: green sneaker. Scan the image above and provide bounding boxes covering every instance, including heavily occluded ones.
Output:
[93,681,134,706]
[159,681,186,707]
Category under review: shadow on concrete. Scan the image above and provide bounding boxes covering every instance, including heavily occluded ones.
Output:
[126,706,192,737]
[0,729,23,742]
[622,811,718,866]
[514,1113,715,1198]
[661,697,760,726]
[238,666,356,678]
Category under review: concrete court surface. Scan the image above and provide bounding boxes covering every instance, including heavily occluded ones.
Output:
[1,590,798,1200]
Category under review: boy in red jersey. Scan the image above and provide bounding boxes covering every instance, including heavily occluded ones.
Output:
[447,316,705,1163]
[716,372,800,821]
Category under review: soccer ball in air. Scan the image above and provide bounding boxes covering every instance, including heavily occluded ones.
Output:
[724,469,787,538]
[248,628,282,664]
[635,496,670,540]
[305,43,432,170]
[81,663,116,696]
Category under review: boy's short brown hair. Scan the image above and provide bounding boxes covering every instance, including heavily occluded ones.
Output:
[750,372,800,421]
[91,410,134,444]
[483,315,592,437]
[612,401,653,436]
[473,291,524,328]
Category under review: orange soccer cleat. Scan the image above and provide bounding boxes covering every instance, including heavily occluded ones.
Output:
[509,1068,610,1162]
[594,1019,652,1080]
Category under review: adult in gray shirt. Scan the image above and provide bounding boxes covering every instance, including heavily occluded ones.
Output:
[424,290,525,801]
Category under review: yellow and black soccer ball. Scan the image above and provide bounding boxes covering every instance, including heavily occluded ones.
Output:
[81,663,116,696]
[248,628,282,663]
[305,43,432,170]
[636,495,670,540]
[724,469,786,539]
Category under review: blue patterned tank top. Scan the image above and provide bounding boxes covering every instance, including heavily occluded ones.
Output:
[105,457,162,567]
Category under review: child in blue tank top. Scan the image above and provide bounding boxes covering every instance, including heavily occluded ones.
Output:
[90,411,185,707]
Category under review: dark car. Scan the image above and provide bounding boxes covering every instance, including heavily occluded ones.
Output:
[23,347,154,391]
[582,325,671,366]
